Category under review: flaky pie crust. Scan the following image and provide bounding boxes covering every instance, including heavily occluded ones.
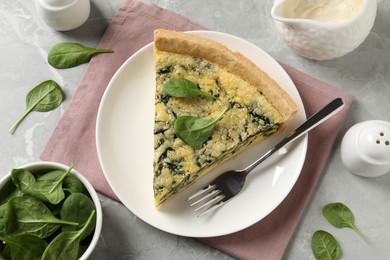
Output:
[154,29,298,124]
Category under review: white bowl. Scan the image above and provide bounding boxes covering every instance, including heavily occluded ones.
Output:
[0,161,102,260]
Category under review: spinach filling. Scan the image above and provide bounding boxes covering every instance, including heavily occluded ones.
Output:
[153,53,283,205]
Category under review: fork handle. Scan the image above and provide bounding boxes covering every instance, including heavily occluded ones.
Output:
[244,98,345,173]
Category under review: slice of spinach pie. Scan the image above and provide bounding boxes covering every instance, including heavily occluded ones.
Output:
[153,29,298,207]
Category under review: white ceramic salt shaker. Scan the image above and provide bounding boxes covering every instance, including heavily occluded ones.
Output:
[341,120,390,177]
[35,0,90,31]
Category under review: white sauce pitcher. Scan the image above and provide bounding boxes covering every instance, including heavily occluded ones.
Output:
[271,0,377,60]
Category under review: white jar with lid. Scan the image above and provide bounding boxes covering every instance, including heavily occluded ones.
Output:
[341,120,390,177]
[35,0,90,31]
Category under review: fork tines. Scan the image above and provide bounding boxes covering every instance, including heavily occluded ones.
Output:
[187,184,226,217]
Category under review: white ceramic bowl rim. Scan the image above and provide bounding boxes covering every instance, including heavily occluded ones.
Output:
[36,0,81,10]
[0,161,102,260]
[271,0,376,29]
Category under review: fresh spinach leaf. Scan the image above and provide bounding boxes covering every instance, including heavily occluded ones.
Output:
[42,210,95,260]
[311,230,340,260]
[48,42,113,69]
[2,243,11,260]
[5,196,78,238]
[38,169,69,194]
[10,168,35,192]
[60,193,96,240]
[0,175,23,205]
[63,174,85,194]
[163,78,216,99]
[9,80,64,134]
[11,165,73,205]
[322,202,365,239]
[174,107,228,148]
[0,234,48,260]
[0,164,96,259]
[0,202,12,236]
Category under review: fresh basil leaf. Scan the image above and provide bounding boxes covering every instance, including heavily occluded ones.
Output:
[174,107,228,148]
[4,196,78,238]
[48,42,113,69]
[60,193,96,240]
[322,202,365,239]
[9,80,64,134]
[0,234,48,260]
[311,230,340,260]
[163,78,216,99]
[42,210,95,260]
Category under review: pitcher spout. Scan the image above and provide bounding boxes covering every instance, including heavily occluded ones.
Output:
[270,0,287,23]
[271,0,304,25]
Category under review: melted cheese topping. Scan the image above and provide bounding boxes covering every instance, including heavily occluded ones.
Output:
[282,0,364,24]
[153,51,284,206]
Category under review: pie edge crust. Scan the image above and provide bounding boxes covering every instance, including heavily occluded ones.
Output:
[154,29,298,125]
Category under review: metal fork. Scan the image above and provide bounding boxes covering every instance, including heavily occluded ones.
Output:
[187,98,344,216]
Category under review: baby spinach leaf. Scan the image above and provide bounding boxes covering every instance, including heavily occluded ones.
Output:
[39,169,70,194]
[322,202,365,240]
[11,165,73,205]
[174,107,228,148]
[0,177,23,205]
[2,243,11,260]
[5,196,78,238]
[311,230,340,260]
[48,42,113,69]
[42,210,95,260]
[0,234,48,260]
[163,78,216,99]
[60,193,96,240]
[9,80,64,134]
[11,168,35,192]
[63,174,85,194]
[0,202,12,236]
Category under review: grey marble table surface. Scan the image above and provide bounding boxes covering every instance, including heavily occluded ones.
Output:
[1,0,389,259]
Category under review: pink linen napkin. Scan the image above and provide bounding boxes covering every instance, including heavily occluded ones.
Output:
[40,0,353,259]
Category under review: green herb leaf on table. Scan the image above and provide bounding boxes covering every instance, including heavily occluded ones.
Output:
[0,234,48,260]
[42,210,95,260]
[322,202,366,240]
[8,80,64,134]
[164,78,217,99]
[48,42,113,69]
[311,230,340,260]
[174,107,228,148]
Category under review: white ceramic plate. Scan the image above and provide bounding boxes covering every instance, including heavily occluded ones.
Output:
[96,31,307,237]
